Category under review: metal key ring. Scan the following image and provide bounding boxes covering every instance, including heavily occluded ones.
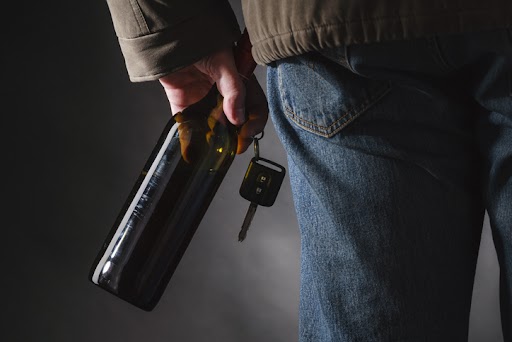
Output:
[253,131,264,141]
[252,131,264,160]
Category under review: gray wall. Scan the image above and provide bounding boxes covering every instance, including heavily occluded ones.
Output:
[2,1,502,341]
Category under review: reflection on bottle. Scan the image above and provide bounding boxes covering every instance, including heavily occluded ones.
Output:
[90,85,237,311]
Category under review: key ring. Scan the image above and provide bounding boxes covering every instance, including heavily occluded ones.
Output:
[252,131,264,160]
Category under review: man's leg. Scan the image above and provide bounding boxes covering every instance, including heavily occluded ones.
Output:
[434,28,512,341]
[267,36,487,340]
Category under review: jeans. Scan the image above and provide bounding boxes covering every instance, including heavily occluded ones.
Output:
[266,28,512,341]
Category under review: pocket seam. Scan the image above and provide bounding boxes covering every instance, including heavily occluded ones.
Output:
[283,83,392,138]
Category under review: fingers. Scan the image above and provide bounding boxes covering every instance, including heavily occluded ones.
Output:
[159,49,267,155]
[219,73,246,126]
[236,76,269,154]
[159,65,214,115]
[195,49,246,126]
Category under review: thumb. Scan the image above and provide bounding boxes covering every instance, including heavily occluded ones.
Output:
[196,49,246,126]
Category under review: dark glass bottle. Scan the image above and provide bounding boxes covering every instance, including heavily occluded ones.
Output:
[90,30,256,311]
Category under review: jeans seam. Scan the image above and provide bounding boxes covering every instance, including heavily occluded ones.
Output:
[277,62,286,115]
[283,83,392,138]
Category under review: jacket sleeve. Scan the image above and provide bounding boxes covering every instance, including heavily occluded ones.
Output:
[106,0,241,82]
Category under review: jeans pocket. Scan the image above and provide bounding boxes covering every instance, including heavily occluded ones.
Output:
[275,49,391,138]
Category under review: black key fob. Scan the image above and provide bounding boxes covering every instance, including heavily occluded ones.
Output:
[239,157,286,207]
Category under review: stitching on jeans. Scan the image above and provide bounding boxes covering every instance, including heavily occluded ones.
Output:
[283,84,392,138]
[283,85,390,136]
[277,63,285,115]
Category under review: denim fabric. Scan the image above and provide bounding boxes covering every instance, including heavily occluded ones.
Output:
[267,28,512,341]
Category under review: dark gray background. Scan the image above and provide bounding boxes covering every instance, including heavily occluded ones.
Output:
[2,1,503,341]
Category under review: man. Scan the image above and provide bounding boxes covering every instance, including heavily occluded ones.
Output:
[106,0,511,340]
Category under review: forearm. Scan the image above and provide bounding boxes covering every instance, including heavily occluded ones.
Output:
[106,0,241,82]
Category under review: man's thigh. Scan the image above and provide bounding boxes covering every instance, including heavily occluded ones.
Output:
[267,43,486,340]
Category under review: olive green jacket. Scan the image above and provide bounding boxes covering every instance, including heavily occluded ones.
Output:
[106,0,512,82]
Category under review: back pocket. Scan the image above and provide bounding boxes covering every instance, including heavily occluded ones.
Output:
[276,49,390,138]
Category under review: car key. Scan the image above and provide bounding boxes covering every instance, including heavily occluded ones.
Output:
[239,202,258,242]
[238,133,286,241]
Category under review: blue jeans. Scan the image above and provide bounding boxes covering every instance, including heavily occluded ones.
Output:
[267,28,512,341]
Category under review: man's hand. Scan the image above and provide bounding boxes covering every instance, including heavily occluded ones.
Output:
[159,48,268,154]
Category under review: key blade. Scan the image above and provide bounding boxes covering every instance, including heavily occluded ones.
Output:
[239,202,258,242]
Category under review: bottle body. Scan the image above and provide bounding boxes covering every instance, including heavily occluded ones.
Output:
[90,87,237,311]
